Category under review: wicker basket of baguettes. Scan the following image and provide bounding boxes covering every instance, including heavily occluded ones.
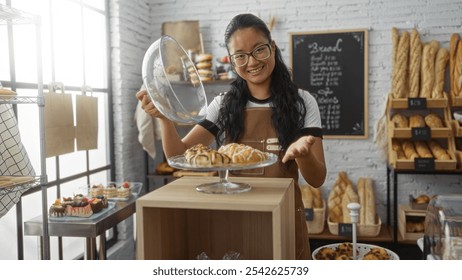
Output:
[327,172,381,237]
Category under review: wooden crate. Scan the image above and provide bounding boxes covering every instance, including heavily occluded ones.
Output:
[327,215,381,237]
[136,176,295,260]
[398,204,426,241]
[388,137,457,170]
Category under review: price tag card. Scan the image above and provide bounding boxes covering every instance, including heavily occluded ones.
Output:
[411,127,431,141]
[304,208,314,221]
[338,223,353,237]
[415,157,435,171]
[408,97,427,109]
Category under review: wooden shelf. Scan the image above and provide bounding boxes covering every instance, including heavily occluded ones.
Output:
[308,224,394,243]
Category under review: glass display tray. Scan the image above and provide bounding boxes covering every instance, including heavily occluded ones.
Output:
[48,202,115,221]
[81,182,143,201]
[167,153,278,194]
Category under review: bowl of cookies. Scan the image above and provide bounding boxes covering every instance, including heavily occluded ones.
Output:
[142,35,207,124]
[312,242,399,260]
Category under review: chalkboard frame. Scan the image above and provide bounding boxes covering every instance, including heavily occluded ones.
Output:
[289,29,369,139]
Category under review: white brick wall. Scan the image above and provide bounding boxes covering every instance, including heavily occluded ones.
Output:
[111,0,462,221]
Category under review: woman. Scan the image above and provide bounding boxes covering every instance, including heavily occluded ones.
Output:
[137,13,326,259]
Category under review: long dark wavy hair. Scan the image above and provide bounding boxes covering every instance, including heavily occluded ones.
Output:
[216,13,306,153]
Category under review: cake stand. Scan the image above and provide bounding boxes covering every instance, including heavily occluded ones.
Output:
[167,153,278,194]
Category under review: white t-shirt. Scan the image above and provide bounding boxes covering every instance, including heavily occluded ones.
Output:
[205,89,322,129]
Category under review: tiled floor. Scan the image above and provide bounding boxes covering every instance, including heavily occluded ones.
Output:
[107,238,136,260]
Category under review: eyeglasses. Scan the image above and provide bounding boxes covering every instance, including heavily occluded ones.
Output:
[229,43,272,68]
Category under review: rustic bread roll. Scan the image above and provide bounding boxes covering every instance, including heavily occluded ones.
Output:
[402,140,419,160]
[391,113,409,128]
[424,113,444,128]
[420,44,436,98]
[392,139,406,159]
[432,48,449,98]
[342,184,359,223]
[393,31,410,98]
[409,29,422,98]
[428,140,451,160]
[409,114,426,128]
[218,143,268,164]
[415,141,433,158]
[450,34,460,96]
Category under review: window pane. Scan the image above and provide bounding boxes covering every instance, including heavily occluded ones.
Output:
[83,0,105,11]
[89,92,109,169]
[83,8,107,88]
[52,0,84,85]
[12,24,38,83]
[90,170,110,185]
[0,26,9,81]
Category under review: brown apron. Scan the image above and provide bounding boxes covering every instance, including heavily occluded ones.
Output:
[228,107,310,260]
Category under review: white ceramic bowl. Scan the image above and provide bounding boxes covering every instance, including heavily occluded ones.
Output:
[453,111,462,124]
[142,35,207,124]
[312,242,399,260]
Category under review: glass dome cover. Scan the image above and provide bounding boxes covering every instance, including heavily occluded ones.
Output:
[142,35,207,124]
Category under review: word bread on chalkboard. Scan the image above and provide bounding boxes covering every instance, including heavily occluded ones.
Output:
[290,29,368,138]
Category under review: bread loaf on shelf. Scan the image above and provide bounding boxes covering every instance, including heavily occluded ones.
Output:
[409,114,426,128]
[402,140,419,160]
[432,48,449,98]
[420,44,436,98]
[414,141,433,158]
[428,140,451,160]
[449,33,460,96]
[424,113,444,128]
[357,177,376,225]
[456,41,462,96]
[391,113,409,128]
[392,139,406,159]
[409,29,422,98]
[393,30,410,98]
[301,184,323,209]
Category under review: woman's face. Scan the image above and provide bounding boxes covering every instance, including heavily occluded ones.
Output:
[228,27,275,88]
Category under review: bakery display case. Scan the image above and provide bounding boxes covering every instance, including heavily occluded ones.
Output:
[136,176,295,260]
[423,194,462,259]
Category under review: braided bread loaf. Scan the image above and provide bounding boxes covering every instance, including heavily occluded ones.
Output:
[327,172,351,223]
[184,144,231,167]
[218,143,268,164]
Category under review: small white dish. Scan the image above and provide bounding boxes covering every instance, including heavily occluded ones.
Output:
[453,111,462,124]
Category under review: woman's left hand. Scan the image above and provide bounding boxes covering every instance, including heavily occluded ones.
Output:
[282,136,316,163]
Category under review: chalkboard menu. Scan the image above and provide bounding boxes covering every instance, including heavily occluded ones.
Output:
[290,29,368,139]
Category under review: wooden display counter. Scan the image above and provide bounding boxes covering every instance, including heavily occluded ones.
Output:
[136,176,295,260]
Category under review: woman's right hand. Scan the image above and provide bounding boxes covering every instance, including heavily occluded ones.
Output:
[136,90,167,119]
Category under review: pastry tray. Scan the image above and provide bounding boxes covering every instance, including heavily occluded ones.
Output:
[83,182,143,201]
[167,152,278,171]
[48,202,115,221]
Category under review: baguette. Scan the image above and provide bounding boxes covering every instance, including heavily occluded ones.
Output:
[311,186,323,208]
[450,34,460,96]
[409,29,422,97]
[342,184,359,224]
[301,185,313,209]
[393,31,410,98]
[428,140,451,160]
[391,27,400,92]
[432,48,449,98]
[364,178,376,225]
[357,178,367,224]
[456,41,462,96]
[420,44,436,98]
